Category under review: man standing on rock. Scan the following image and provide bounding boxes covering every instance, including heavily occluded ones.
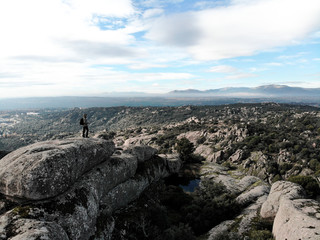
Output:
[80,114,89,138]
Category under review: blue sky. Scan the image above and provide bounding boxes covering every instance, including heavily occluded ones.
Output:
[0,0,319,98]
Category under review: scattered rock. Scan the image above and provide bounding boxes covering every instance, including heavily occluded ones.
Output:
[228,149,243,163]
[159,154,182,173]
[122,134,157,148]
[124,145,157,163]
[177,131,204,145]
[299,168,314,176]
[205,164,270,239]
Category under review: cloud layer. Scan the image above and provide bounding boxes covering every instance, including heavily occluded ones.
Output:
[0,0,319,97]
[146,0,320,60]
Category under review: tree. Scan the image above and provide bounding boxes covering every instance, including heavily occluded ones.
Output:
[175,138,195,162]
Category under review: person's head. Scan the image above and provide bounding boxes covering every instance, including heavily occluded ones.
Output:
[84,114,87,118]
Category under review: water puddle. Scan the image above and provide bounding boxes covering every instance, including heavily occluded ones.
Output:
[165,174,201,193]
[179,179,201,192]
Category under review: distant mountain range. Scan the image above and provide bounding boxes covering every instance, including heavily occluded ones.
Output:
[168,85,320,97]
[0,85,319,110]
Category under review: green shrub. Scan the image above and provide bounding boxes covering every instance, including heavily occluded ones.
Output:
[247,216,274,240]
[197,136,206,145]
[189,154,205,163]
[184,179,241,235]
[160,185,192,210]
[287,175,320,198]
[212,231,241,240]
[249,230,274,240]
[272,174,282,183]
[161,223,196,240]
[309,159,320,171]
[176,138,195,163]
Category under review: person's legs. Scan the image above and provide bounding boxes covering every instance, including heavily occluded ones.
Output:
[85,126,89,138]
[82,126,87,137]
[83,126,89,138]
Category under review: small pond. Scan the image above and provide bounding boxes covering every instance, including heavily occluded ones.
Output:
[179,178,201,192]
[165,173,201,193]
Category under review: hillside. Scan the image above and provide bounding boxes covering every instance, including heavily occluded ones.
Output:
[0,103,320,240]
[1,103,320,183]
[0,103,320,239]
[1,85,320,110]
[0,103,318,151]
[169,85,320,97]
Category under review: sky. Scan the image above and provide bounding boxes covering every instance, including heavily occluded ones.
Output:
[0,0,320,98]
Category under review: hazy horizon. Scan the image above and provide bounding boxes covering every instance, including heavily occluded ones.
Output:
[1,0,320,98]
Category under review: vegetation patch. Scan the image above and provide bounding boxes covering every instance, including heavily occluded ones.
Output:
[12,205,31,218]
[246,216,274,240]
[287,176,320,198]
[110,177,241,239]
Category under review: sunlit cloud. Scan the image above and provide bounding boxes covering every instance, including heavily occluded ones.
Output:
[146,0,320,60]
[128,63,168,70]
[0,0,319,98]
[208,65,238,73]
[225,73,257,80]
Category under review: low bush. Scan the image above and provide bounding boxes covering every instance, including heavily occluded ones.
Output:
[287,175,320,198]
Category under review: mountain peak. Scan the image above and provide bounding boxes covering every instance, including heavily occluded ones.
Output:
[169,85,320,97]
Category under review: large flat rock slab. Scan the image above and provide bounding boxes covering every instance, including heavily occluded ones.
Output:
[260,180,305,219]
[0,138,115,200]
[273,198,320,240]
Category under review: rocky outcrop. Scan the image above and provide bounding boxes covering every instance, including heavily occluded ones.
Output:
[124,145,158,163]
[273,198,320,240]
[242,151,278,183]
[228,149,243,163]
[177,131,205,145]
[236,184,269,206]
[203,162,271,239]
[0,138,115,200]
[201,163,267,195]
[260,181,320,240]
[195,146,224,163]
[260,181,305,219]
[122,134,157,148]
[0,210,69,240]
[0,139,181,240]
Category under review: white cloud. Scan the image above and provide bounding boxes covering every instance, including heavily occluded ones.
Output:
[250,67,267,73]
[146,0,320,60]
[208,65,238,73]
[128,63,168,70]
[265,62,284,66]
[143,8,164,19]
[0,0,319,98]
[278,52,308,59]
[226,73,257,79]
[0,0,136,60]
[208,65,257,80]
[130,72,195,82]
